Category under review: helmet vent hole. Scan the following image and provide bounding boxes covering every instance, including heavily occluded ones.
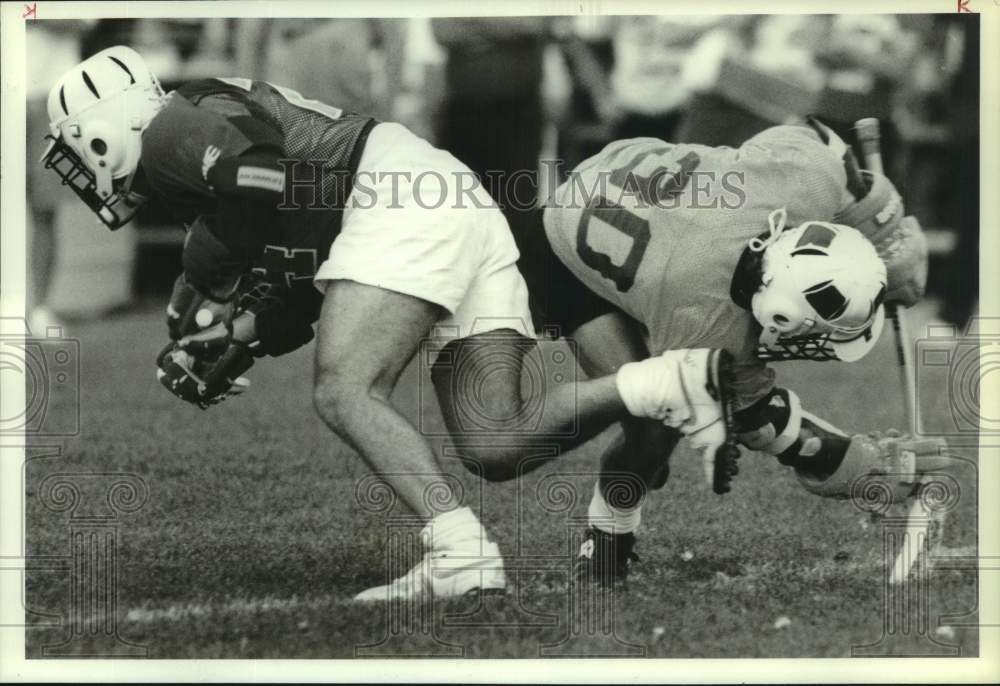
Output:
[795,224,836,249]
[58,86,69,115]
[804,282,849,322]
[108,55,137,84]
[81,70,101,99]
[90,138,108,156]
[773,314,789,325]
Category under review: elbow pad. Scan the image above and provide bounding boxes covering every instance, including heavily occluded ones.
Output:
[735,386,851,475]
[206,149,287,202]
[734,387,803,456]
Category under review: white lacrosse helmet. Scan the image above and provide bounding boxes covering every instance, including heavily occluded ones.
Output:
[750,208,887,362]
[43,46,165,229]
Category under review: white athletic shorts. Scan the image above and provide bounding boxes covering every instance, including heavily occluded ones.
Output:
[314,122,533,342]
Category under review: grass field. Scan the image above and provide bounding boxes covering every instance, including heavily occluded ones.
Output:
[23,302,979,658]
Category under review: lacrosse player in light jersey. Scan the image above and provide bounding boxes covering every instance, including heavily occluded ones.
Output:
[41,46,756,602]
[519,118,937,583]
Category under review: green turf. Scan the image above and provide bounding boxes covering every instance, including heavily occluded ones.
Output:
[24,305,979,658]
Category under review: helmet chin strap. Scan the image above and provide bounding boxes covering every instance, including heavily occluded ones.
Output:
[748,207,788,253]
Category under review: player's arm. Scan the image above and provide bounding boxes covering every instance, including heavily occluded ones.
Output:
[734,386,945,502]
[143,97,289,303]
[184,140,288,301]
[734,386,849,476]
[166,140,299,355]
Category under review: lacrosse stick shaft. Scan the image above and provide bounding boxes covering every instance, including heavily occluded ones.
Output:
[854,118,918,435]
[855,118,939,585]
[888,304,917,434]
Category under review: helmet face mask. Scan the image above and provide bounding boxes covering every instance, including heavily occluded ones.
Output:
[41,134,148,230]
[42,46,164,230]
[753,307,886,362]
[750,210,887,362]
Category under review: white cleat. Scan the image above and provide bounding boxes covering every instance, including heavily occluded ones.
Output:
[353,541,506,603]
[617,348,740,493]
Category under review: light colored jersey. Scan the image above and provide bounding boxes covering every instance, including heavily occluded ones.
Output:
[544,124,852,406]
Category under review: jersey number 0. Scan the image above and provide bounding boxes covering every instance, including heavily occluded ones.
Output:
[575,150,699,292]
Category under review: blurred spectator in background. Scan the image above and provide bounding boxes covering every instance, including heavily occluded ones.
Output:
[676,15,824,146]
[894,16,953,228]
[432,17,552,240]
[27,14,978,329]
[79,18,136,59]
[237,19,405,120]
[812,15,919,182]
[25,20,90,331]
[82,18,243,85]
[81,19,204,77]
[560,16,733,159]
[677,15,920,165]
[938,13,979,328]
[390,19,446,142]
[554,16,616,172]
[606,16,726,142]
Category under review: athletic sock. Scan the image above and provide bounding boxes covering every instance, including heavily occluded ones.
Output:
[423,506,490,553]
[587,482,642,535]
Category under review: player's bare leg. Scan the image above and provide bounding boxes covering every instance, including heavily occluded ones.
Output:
[314,281,456,518]
[431,329,626,482]
[432,309,729,584]
[573,312,676,506]
[313,280,504,602]
[432,310,733,483]
[570,312,680,583]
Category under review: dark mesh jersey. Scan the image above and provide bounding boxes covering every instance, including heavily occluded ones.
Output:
[140,77,376,318]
